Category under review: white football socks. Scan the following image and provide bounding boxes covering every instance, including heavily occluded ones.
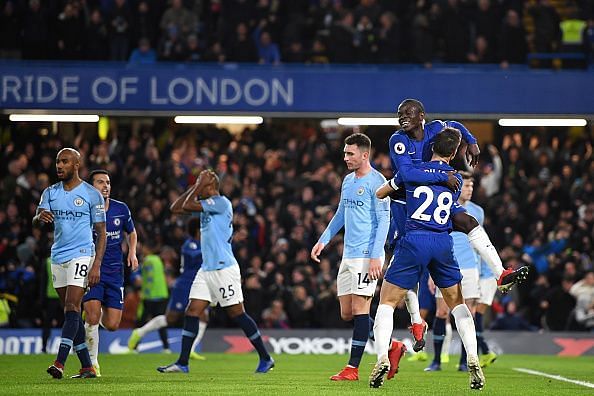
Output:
[468,226,504,279]
[191,321,208,352]
[451,304,478,361]
[137,314,168,338]
[404,289,423,325]
[85,323,99,366]
[443,322,452,356]
[374,304,395,361]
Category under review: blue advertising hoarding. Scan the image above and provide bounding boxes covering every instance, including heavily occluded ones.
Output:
[0,62,592,115]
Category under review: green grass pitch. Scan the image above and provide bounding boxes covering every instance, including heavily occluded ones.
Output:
[0,353,593,395]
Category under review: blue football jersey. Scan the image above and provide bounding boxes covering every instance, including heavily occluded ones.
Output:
[199,195,238,271]
[388,120,477,198]
[318,168,390,259]
[180,237,203,274]
[38,181,106,263]
[101,199,135,273]
[404,161,463,234]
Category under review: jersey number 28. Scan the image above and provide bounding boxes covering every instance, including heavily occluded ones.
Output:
[411,186,453,225]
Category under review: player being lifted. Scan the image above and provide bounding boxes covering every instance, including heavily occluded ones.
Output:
[33,148,106,379]
[158,170,274,374]
[386,99,528,351]
[371,128,485,390]
[128,216,208,361]
[83,170,138,376]
[311,133,406,382]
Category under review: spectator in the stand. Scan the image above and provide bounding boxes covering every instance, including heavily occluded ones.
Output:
[184,34,202,62]
[86,8,109,60]
[21,0,49,59]
[499,9,528,68]
[529,0,561,54]
[262,299,289,329]
[376,11,399,63]
[490,300,537,331]
[202,40,226,63]
[328,11,356,63]
[158,25,186,61]
[226,22,258,62]
[543,275,576,330]
[411,11,434,67]
[286,285,313,328]
[467,35,495,63]
[570,271,594,331]
[109,0,132,60]
[480,145,503,198]
[0,1,22,59]
[56,1,85,60]
[307,38,329,64]
[284,40,306,63]
[131,1,157,48]
[473,0,501,57]
[129,37,157,64]
[256,30,281,64]
[159,0,197,39]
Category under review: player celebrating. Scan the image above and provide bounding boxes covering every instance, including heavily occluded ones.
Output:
[157,170,274,373]
[387,99,528,351]
[33,148,106,379]
[371,128,485,390]
[425,172,481,372]
[128,216,208,360]
[311,133,405,382]
[83,170,138,376]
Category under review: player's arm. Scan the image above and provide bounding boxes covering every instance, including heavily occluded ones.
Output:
[32,188,54,227]
[376,177,399,199]
[170,185,196,214]
[311,189,346,263]
[89,193,107,288]
[369,188,390,280]
[390,134,448,185]
[445,120,480,167]
[123,206,139,270]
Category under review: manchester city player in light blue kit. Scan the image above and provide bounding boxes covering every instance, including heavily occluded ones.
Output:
[158,169,274,374]
[371,129,485,390]
[426,172,483,372]
[83,170,138,376]
[311,133,405,382]
[33,148,106,379]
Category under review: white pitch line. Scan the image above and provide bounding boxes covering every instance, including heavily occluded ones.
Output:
[514,367,594,389]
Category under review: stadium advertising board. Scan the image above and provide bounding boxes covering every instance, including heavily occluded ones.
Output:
[0,62,592,115]
[1,329,593,356]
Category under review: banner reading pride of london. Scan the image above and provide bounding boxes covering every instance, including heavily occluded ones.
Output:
[0,61,592,115]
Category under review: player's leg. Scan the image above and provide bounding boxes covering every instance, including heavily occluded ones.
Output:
[129,300,169,350]
[83,299,102,371]
[443,318,452,364]
[452,212,528,291]
[440,284,484,390]
[430,235,483,390]
[426,295,448,371]
[477,277,498,367]
[189,309,208,359]
[158,298,210,373]
[458,268,480,371]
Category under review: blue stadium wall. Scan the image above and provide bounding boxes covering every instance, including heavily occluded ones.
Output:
[0,61,593,116]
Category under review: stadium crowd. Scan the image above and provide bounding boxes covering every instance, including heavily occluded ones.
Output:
[0,0,593,66]
[0,119,593,333]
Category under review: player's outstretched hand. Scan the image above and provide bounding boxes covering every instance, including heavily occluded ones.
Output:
[445,171,461,192]
[368,258,382,280]
[466,143,480,167]
[128,252,139,271]
[37,209,54,223]
[310,242,325,263]
[88,263,100,288]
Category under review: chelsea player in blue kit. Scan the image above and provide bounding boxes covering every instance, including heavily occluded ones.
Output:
[370,128,485,390]
[83,170,138,376]
[311,133,405,382]
[33,148,106,379]
[158,170,273,374]
[128,216,208,360]
[386,99,528,352]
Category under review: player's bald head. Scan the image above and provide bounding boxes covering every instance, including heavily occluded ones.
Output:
[398,98,425,114]
[57,148,81,163]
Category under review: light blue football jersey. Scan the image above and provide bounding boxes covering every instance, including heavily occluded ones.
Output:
[452,201,484,271]
[199,195,238,271]
[38,181,106,263]
[318,168,390,259]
